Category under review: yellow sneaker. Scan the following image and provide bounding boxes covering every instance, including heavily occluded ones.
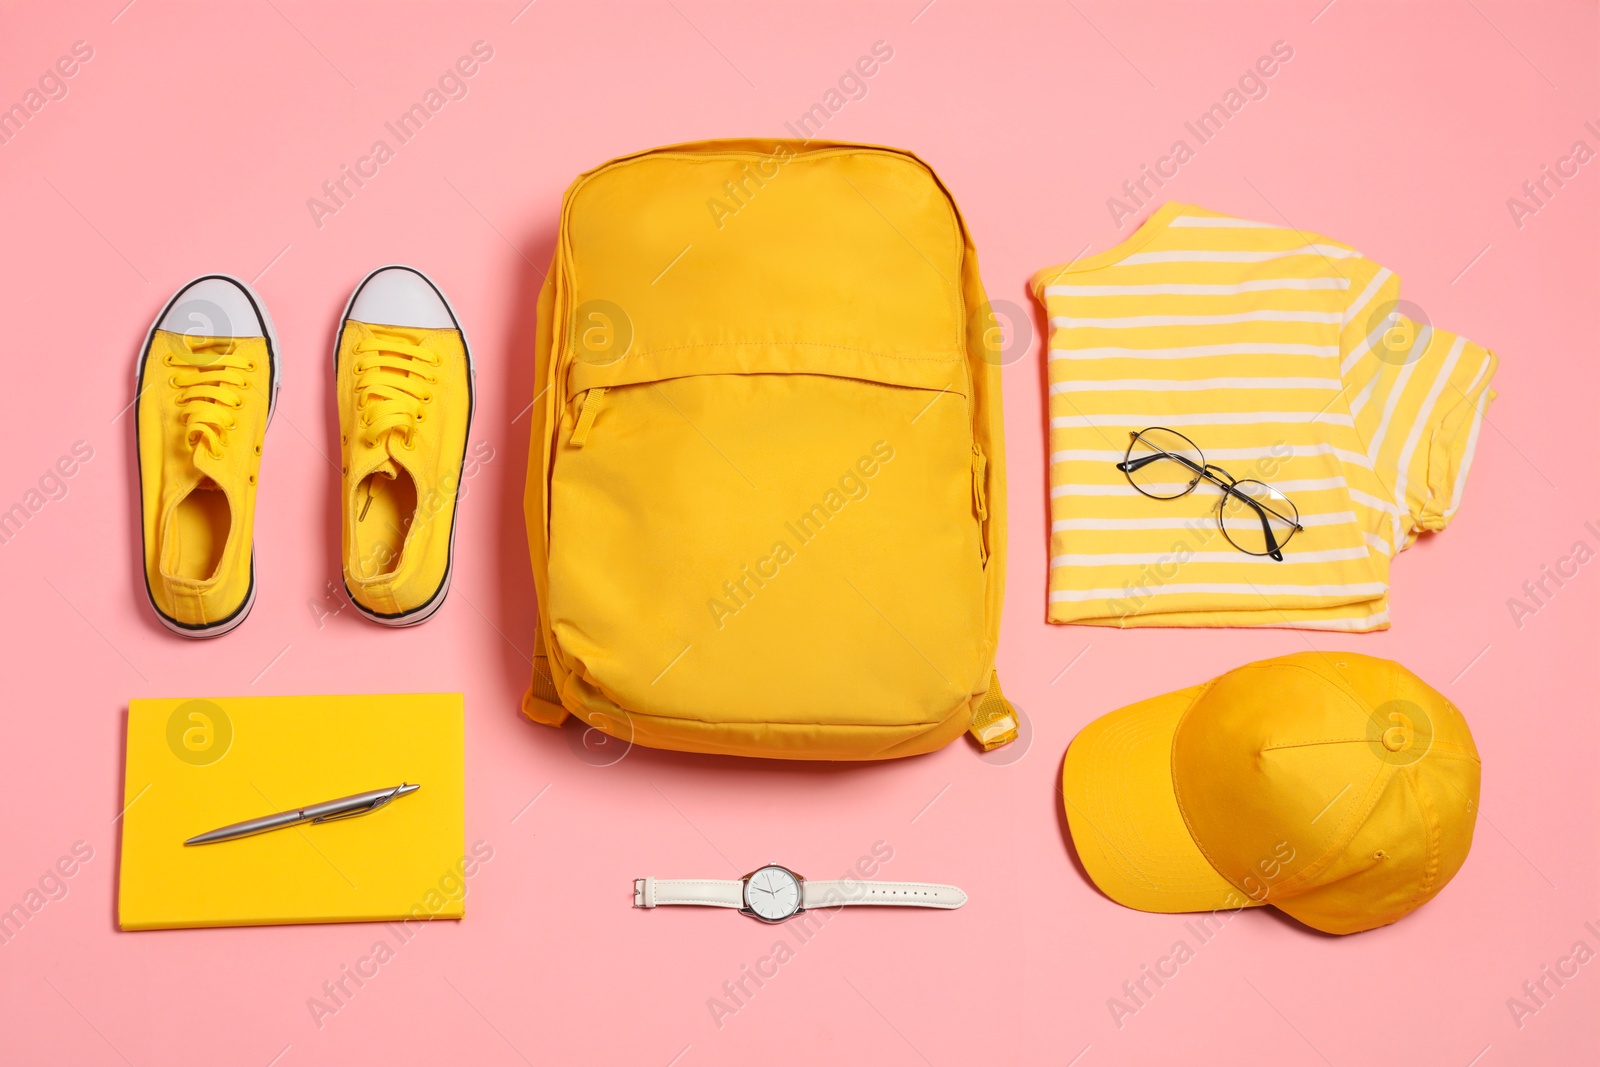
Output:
[335,266,473,625]
[136,275,278,637]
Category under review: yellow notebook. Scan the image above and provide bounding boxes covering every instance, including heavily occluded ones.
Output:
[119,693,465,931]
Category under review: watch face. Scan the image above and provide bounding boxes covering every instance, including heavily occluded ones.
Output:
[744,866,802,922]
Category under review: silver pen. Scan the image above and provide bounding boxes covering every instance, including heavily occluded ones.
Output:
[184,783,421,845]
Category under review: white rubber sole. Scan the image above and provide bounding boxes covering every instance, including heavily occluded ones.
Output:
[334,264,476,628]
[134,273,281,640]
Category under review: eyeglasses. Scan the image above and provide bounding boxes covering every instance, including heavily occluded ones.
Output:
[1115,427,1304,561]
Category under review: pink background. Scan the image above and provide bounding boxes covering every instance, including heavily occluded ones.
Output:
[2,1,1596,1063]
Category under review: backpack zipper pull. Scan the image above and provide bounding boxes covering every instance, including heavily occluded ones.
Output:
[972,445,989,565]
[971,445,988,521]
[570,387,606,448]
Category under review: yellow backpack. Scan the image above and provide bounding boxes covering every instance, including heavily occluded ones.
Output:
[522,139,1016,759]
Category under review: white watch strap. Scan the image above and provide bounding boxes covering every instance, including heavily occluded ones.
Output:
[634,877,743,908]
[802,880,966,910]
[634,877,967,911]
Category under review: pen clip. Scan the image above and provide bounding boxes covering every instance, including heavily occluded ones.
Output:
[310,787,399,824]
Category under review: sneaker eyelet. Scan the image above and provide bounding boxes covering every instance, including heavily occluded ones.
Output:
[248,474,256,485]
[254,444,262,456]
[423,395,433,404]
[167,376,179,388]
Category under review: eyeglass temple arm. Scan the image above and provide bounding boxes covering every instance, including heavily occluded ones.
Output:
[1116,451,1206,476]
[1222,484,1287,562]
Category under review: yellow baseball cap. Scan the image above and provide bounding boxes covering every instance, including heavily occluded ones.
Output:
[1062,652,1480,934]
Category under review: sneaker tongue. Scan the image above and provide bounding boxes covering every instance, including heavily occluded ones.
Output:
[354,428,413,487]
[352,439,402,486]
[383,428,421,478]
[192,444,228,482]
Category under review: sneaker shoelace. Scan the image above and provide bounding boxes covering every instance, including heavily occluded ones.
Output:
[354,330,441,450]
[165,337,253,460]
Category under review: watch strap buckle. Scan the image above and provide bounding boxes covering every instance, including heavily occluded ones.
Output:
[633,877,654,908]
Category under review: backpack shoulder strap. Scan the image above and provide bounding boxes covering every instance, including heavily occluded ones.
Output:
[968,670,1019,750]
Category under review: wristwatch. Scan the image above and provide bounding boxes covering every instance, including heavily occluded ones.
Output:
[633,864,967,923]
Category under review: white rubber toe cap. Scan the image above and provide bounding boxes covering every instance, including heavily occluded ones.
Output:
[159,276,265,338]
[348,266,455,329]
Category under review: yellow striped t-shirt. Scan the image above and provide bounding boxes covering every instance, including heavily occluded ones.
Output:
[1032,201,1497,631]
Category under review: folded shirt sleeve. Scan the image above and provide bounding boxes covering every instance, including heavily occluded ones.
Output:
[1337,261,1498,550]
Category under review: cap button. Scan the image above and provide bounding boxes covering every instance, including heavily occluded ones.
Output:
[1382,724,1412,752]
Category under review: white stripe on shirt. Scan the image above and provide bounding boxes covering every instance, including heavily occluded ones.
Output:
[1051,547,1372,567]
[1050,377,1338,394]
[1048,444,1370,468]
[1458,355,1492,400]
[1341,325,1381,376]
[1346,487,1399,517]
[1388,335,1467,544]
[1052,310,1343,328]
[1051,511,1358,532]
[1347,373,1379,419]
[1050,476,1346,497]
[1365,324,1432,465]
[1120,245,1362,265]
[1048,581,1388,602]
[1050,342,1338,361]
[1044,278,1349,297]
[1052,411,1354,428]
[1168,216,1281,228]
[1445,386,1491,518]
[1239,611,1390,631]
[1341,268,1393,328]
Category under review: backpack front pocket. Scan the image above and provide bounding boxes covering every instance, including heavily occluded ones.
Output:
[546,364,986,732]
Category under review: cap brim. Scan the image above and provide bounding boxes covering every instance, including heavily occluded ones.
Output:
[1062,683,1259,914]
